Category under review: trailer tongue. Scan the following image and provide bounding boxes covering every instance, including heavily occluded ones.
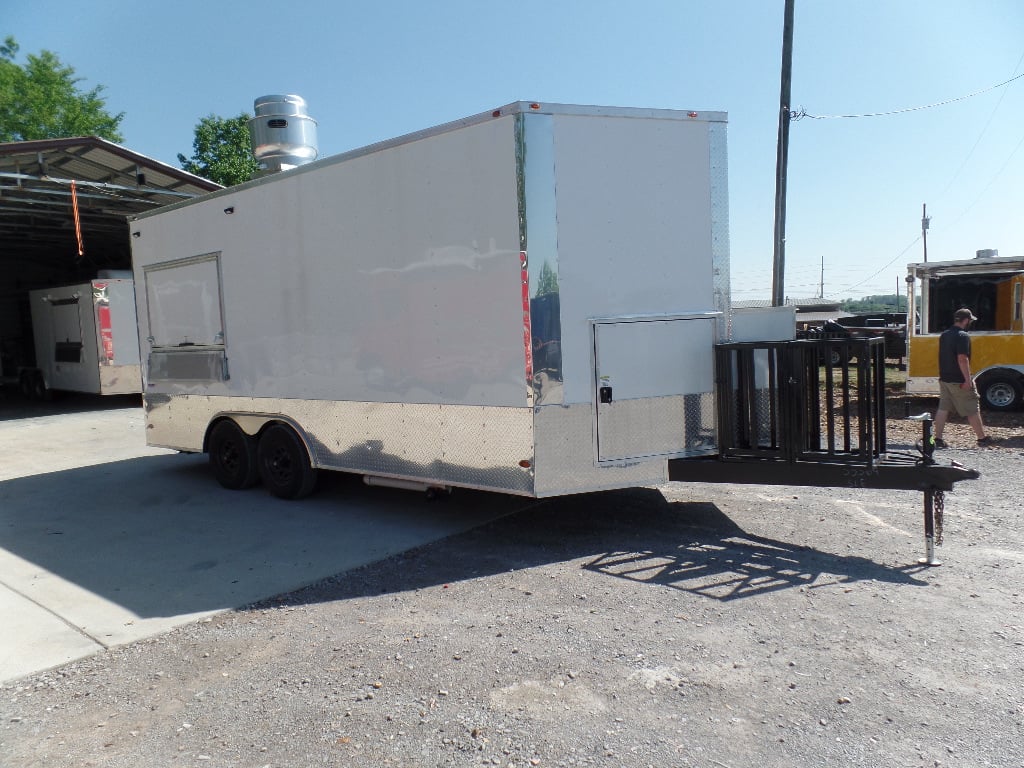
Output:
[669,337,979,565]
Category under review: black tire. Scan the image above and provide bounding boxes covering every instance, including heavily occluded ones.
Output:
[257,423,317,500]
[820,346,847,367]
[19,371,33,399]
[32,372,51,401]
[979,374,1024,412]
[208,419,260,490]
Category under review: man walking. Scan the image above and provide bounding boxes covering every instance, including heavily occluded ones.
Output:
[934,307,993,447]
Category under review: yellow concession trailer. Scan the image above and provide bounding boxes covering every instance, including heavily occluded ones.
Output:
[906,254,1024,410]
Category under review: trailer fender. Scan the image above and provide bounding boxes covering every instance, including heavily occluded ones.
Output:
[203,413,317,465]
[204,414,265,452]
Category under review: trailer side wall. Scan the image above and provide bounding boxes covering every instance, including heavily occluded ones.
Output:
[134,114,538,493]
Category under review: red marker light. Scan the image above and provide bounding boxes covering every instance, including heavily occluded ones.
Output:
[492,110,501,117]
[687,111,699,118]
[529,103,540,110]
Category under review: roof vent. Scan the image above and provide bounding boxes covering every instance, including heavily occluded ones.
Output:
[975,248,999,259]
[248,95,318,175]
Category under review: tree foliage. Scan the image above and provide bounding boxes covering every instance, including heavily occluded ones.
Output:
[839,294,910,313]
[177,114,258,187]
[0,36,124,142]
[535,261,559,297]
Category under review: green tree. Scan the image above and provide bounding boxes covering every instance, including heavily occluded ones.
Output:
[0,36,124,142]
[840,294,905,313]
[177,114,258,187]
[535,261,559,297]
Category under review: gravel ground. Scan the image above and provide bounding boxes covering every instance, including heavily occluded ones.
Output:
[2,407,1022,768]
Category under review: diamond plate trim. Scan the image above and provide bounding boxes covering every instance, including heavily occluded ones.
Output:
[144,395,536,495]
[533,402,675,497]
[596,393,718,463]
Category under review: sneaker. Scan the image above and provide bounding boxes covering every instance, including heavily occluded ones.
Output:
[977,435,995,447]
[933,438,949,449]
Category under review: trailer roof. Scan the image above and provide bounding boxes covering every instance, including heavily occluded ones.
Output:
[132,101,727,221]
[907,256,1024,276]
[0,136,220,273]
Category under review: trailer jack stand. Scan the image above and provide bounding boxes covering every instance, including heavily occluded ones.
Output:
[908,415,943,565]
[919,488,944,566]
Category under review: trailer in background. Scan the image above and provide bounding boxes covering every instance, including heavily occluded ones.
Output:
[21,274,141,398]
[906,254,1024,411]
[0,136,221,401]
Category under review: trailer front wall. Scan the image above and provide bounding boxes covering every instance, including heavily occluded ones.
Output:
[529,112,725,495]
[96,279,142,394]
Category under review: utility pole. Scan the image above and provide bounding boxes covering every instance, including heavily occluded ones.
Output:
[771,0,795,306]
[921,203,930,262]
[819,255,824,298]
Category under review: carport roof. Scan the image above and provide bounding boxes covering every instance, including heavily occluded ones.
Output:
[0,136,221,270]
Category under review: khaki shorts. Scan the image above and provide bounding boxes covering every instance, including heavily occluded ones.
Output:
[938,380,980,417]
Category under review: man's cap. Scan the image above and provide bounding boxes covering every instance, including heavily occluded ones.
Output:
[954,308,978,322]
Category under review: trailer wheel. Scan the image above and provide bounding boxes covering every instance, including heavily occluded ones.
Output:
[208,419,260,490]
[979,374,1023,412]
[31,372,51,401]
[257,423,317,500]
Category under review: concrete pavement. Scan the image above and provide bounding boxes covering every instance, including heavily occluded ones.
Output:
[0,400,529,683]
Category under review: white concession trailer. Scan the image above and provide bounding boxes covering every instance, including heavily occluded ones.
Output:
[130,102,737,499]
[24,275,141,397]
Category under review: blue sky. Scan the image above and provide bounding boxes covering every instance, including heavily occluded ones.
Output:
[7,0,1023,300]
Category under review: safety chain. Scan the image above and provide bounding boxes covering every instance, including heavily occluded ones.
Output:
[934,490,945,546]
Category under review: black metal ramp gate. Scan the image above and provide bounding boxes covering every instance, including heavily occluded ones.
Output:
[668,337,979,565]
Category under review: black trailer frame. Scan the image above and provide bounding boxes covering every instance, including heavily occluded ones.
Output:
[669,337,979,565]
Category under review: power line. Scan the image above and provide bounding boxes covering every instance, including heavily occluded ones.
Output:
[832,236,922,297]
[933,49,1024,202]
[806,56,1024,299]
[793,71,1024,120]
[942,128,1024,229]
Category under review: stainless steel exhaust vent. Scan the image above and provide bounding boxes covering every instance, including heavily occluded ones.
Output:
[248,95,318,175]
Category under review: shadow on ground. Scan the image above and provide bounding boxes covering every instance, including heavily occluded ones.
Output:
[0,389,142,421]
[258,487,930,611]
[1,423,944,625]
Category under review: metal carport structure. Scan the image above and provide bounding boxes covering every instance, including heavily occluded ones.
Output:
[0,137,221,383]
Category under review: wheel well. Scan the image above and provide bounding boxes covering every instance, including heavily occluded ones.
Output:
[976,367,1024,387]
[203,416,234,453]
[203,415,314,461]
